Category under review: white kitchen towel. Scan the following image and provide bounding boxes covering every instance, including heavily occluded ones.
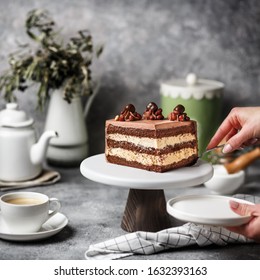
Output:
[85,194,258,260]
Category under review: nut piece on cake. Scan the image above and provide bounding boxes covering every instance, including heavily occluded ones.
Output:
[168,104,190,122]
[142,102,164,120]
[115,104,142,121]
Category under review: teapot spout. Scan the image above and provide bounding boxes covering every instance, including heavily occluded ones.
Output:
[30,131,58,165]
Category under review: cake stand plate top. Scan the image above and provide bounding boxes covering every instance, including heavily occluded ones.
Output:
[80,154,213,190]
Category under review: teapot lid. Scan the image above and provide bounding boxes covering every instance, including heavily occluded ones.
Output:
[0,103,34,128]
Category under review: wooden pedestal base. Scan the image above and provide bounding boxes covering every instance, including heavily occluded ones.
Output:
[121,189,171,232]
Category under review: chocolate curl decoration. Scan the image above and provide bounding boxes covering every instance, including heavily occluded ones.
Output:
[142,102,164,120]
[115,104,142,121]
[168,104,190,122]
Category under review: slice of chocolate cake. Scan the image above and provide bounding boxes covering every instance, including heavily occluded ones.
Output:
[105,103,198,172]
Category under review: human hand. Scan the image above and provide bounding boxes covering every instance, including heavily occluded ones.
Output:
[207,107,260,153]
[226,200,260,243]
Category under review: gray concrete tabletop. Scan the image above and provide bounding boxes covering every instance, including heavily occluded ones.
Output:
[0,161,260,260]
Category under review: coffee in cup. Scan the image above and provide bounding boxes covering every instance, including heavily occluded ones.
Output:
[5,197,44,205]
[0,192,61,234]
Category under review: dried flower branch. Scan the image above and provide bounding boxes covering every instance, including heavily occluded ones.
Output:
[0,9,103,110]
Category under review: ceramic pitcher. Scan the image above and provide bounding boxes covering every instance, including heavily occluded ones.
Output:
[44,85,99,167]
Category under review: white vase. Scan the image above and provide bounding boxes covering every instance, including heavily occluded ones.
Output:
[44,87,97,167]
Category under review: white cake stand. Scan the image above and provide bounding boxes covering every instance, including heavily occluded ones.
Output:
[80,154,213,232]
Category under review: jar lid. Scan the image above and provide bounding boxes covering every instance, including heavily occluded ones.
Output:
[0,103,34,127]
[160,73,224,100]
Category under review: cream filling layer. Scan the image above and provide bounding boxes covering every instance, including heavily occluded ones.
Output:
[106,147,197,166]
[107,133,196,149]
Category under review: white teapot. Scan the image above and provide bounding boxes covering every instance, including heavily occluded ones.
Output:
[0,103,58,181]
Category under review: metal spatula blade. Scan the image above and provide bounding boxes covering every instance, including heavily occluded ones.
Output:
[200,144,225,157]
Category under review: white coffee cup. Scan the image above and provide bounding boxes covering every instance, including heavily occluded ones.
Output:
[0,192,61,234]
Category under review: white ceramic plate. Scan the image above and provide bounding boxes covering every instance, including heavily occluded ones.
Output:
[0,212,68,241]
[80,154,213,189]
[167,195,254,226]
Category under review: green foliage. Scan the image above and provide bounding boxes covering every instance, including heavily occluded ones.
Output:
[0,9,103,110]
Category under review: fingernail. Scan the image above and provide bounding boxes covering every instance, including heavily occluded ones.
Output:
[222,143,233,153]
[230,200,239,209]
[249,138,258,145]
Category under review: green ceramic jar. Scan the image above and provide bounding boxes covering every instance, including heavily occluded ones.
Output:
[160,73,224,156]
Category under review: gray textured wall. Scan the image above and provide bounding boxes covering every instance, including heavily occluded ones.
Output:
[0,0,259,155]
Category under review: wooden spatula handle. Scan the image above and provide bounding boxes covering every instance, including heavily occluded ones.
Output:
[224,147,260,174]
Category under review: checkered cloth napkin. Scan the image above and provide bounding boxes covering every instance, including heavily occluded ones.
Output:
[85,194,259,260]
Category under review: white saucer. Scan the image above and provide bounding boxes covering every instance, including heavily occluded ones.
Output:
[167,195,254,227]
[80,154,213,189]
[0,212,68,241]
